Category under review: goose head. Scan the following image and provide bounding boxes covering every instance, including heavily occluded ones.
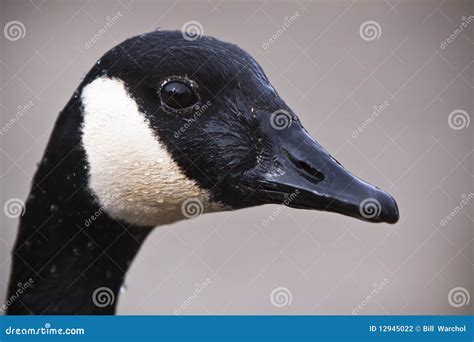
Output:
[80,30,399,227]
[6,30,399,315]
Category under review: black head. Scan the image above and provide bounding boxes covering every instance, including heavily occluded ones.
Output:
[81,30,399,225]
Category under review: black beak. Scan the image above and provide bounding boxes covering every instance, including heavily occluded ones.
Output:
[244,119,399,224]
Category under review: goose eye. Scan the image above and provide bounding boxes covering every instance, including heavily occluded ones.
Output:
[159,80,198,111]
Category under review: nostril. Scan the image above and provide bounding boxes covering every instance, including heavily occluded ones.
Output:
[298,160,325,182]
[283,149,325,183]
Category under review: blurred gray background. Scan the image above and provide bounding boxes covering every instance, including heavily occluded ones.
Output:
[0,0,472,314]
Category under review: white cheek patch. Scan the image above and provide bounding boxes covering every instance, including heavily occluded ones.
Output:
[81,76,221,227]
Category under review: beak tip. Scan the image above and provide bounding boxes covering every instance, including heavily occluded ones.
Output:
[379,193,400,224]
[358,191,399,224]
[383,212,399,224]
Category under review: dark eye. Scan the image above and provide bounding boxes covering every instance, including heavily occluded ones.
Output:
[159,79,199,111]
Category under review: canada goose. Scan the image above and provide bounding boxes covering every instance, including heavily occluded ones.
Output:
[5,30,398,315]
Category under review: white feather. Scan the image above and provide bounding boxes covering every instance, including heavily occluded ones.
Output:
[81,76,221,226]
